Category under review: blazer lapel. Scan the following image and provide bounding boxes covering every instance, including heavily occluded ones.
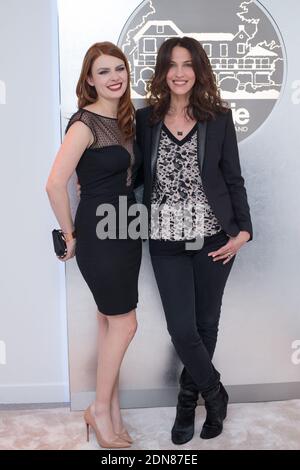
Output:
[150,121,163,179]
[197,121,207,173]
[150,120,207,177]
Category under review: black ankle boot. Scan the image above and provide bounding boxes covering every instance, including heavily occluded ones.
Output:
[200,382,228,439]
[171,388,199,445]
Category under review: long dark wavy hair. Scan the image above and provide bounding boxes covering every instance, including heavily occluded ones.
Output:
[148,37,228,124]
[76,42,134,140]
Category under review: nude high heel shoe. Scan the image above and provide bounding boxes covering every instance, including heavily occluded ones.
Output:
[117,429,133,444]
[84,406,131,449]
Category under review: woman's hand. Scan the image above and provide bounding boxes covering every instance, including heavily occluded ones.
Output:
[57,238,76,262]
[208,231,250,265]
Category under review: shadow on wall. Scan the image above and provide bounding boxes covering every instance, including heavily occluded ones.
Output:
[0,80,6,104]
[0,340,6,365]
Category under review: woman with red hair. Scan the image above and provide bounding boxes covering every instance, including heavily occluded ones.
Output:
[46,42,142,449]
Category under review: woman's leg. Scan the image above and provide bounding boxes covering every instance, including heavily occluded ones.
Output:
[96,314,126,435]
[193,241,235,359]
[192,232,235,439]
[179,232,235,390]
[91,309,137,442]
[151,253,219,444]
[110,373,124,433]
[151,254,219,392]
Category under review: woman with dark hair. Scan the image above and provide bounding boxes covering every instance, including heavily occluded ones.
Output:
[46,42,142,448]
[136,37,252,443]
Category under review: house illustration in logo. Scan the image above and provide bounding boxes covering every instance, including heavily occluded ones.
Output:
[123,20,282,99]
[119,0,284,141]
[125,20,183,92]
[191,25,279,96]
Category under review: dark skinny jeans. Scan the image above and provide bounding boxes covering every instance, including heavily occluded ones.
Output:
[150,230,235,393]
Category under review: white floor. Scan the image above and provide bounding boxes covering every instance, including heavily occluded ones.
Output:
[0,399,299,450]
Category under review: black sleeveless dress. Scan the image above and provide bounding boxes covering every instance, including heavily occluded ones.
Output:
[66,109,142,315]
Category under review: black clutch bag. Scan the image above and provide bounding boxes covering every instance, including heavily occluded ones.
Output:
[52,229,67,258]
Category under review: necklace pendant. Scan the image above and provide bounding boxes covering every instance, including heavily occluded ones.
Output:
[177,131,183,136]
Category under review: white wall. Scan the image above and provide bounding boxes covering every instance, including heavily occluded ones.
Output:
[0,0,299,407]
[0,0,69,403]
[60,0,300,409]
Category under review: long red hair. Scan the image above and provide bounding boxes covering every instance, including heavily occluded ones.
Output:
[76,42,134,140]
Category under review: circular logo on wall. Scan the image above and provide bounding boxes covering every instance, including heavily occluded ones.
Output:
[118,0,285,142]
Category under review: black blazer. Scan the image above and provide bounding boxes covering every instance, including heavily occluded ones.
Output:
[135,106,253,240]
